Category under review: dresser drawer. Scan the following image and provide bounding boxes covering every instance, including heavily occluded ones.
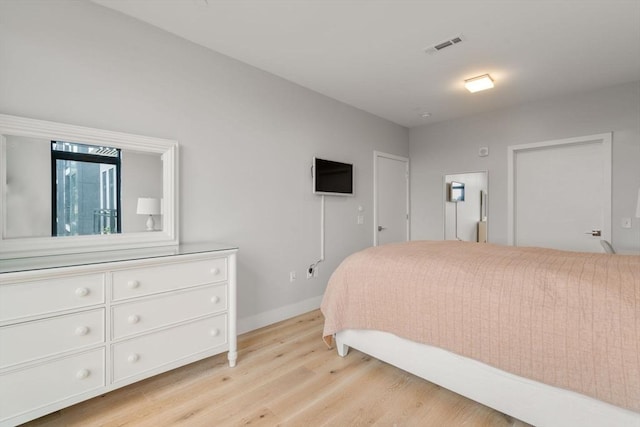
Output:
[0,348,105,423]
[112,314,227,383]
[0,309,105,369]
[0,274,105,322]
[112,257,227,301]
[112,284,227,340]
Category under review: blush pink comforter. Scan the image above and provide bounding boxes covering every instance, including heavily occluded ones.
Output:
[321,241,640,412]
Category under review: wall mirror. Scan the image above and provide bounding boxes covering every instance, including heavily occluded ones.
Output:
[0,114,178,259]
[444,171,488,242]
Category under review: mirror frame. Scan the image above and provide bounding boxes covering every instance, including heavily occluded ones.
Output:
[0,114,179,259]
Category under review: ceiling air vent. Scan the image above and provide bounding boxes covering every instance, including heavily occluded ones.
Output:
[425,35,465,55]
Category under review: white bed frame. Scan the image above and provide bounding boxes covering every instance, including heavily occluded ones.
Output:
[335,329,640,427]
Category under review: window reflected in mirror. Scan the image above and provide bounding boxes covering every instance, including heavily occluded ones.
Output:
[3,134,163,239]
[51,141,122,236]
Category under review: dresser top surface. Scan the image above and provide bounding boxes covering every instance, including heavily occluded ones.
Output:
[0,242,237,274]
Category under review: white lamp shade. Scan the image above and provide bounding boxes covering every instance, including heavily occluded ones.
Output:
[136,198,161,215]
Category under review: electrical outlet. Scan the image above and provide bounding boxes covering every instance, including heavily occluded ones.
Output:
[289,271,296,282]
[357,215,364,225]
[621,217,632,229]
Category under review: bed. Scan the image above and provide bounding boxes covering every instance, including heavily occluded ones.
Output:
[321,241,640,427]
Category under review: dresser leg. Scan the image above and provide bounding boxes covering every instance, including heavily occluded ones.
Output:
[228,351,237,368]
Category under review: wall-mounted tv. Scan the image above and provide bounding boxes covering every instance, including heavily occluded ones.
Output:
[449,181,465,202]
[312,157,353,196]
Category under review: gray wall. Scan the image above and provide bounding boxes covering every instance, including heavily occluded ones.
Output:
[0,1,409,329]
[4,136,50,238]
[410,81,640,252]
[121,151,163,233]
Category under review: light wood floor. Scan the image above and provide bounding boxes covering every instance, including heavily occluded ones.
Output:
[24,310,530,427]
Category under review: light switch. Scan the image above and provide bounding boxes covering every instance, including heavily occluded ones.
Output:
[357,215,364,225]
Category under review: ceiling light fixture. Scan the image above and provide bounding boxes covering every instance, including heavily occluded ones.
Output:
[464,74,494,93]
[420,112,432,118]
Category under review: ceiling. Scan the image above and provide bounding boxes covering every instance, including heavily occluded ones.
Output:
[92,0,640,128]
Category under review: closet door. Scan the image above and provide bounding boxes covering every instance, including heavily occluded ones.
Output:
[508,133,611,252]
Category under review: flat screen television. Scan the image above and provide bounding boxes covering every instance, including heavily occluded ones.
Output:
[450,181,465,202]
[312,157,353,196]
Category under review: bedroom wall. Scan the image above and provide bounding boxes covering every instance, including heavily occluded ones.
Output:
[410,81,640,253]
[4,136,50,238]
[121,152,163,233]
[0,1,409,331]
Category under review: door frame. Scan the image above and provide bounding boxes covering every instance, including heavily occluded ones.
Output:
[373,151,410,246]
[507,133,612,246]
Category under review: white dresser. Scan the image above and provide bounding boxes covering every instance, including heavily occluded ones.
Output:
[0,242,237,427]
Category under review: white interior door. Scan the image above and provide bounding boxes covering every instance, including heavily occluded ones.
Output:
[508,133,611,252]
[374,151,409,246]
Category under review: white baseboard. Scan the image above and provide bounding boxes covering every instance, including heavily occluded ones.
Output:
[237,295,323,335]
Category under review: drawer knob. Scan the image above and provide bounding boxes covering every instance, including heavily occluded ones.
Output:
[128,314,141,324]
[210,267,220,275]
[127,280,140,289]
[211,296,220,304]
[76,369,90,379]
[128,353,140,363]
[75,326,90,336]
[75,287,90,297]
[210,328,220,337]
